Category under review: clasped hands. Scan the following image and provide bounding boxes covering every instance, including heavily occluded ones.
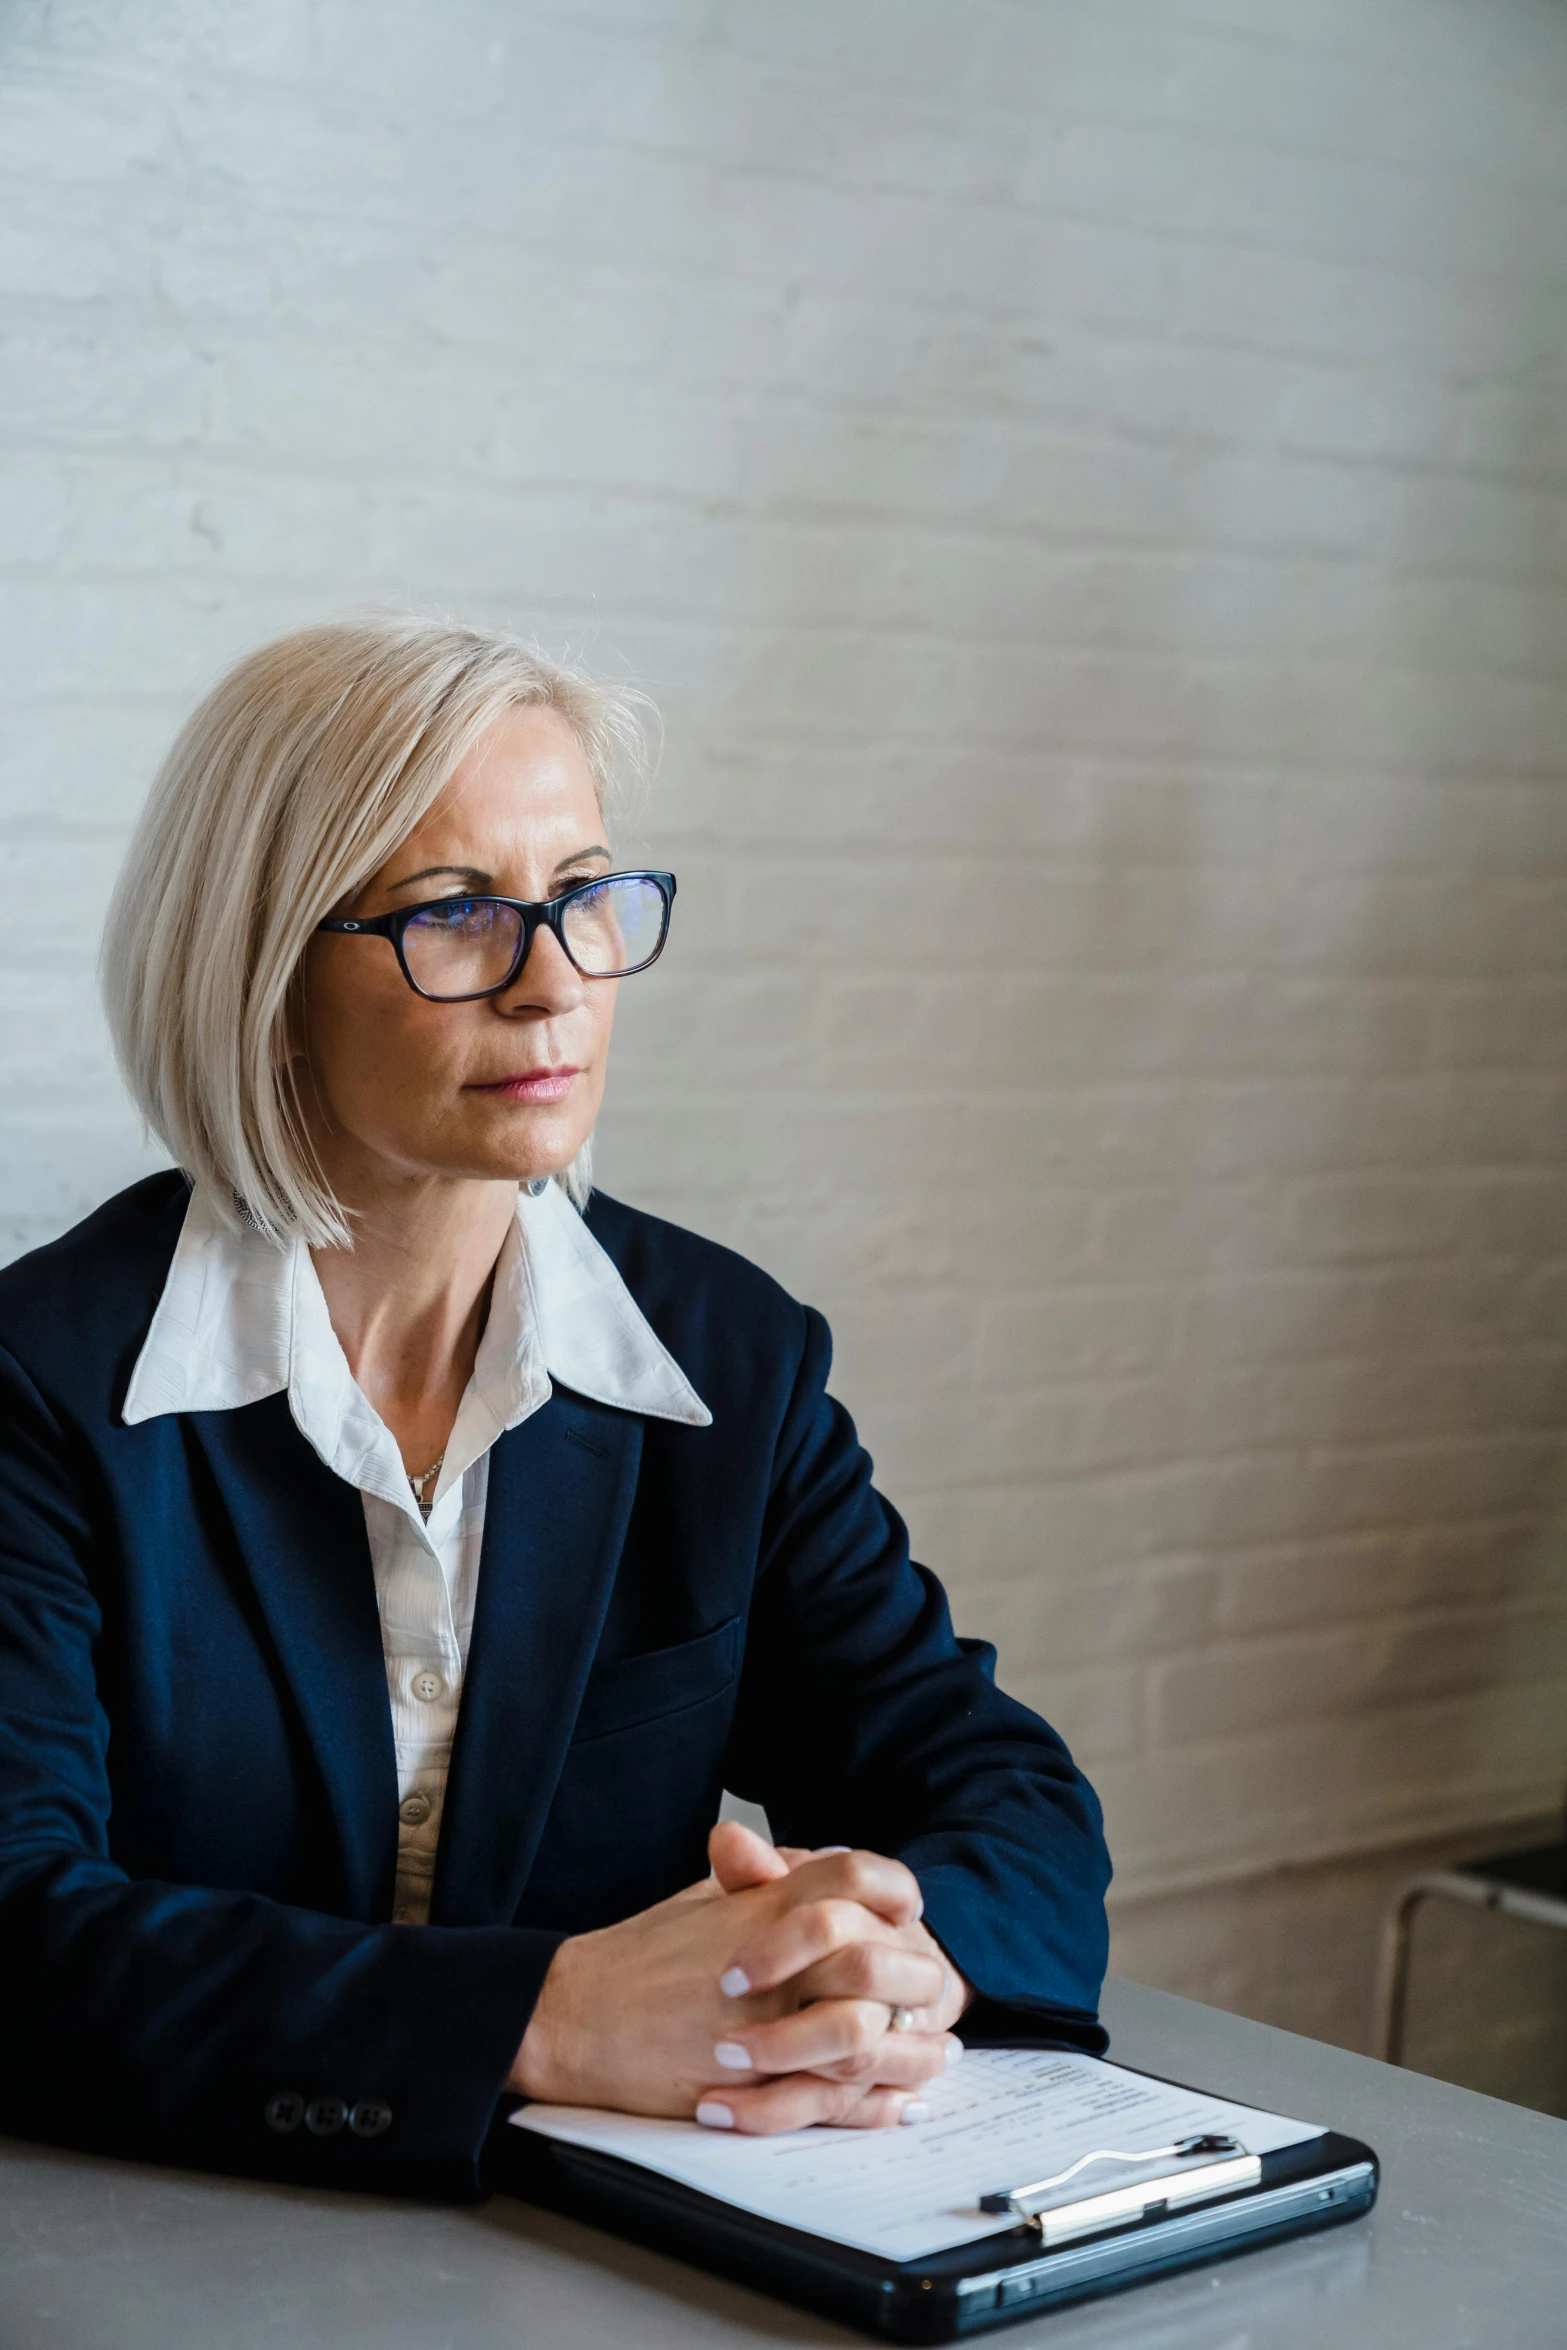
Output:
[510,1821,969,2132]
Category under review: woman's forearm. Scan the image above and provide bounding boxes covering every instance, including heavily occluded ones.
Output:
[2,1854,550,2194]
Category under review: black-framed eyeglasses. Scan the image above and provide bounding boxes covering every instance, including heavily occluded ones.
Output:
[316,870,675,1001]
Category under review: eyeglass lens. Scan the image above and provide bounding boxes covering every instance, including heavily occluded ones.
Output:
[400,875,666,998]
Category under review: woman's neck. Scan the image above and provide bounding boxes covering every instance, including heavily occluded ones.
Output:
[309,1174,520,1479]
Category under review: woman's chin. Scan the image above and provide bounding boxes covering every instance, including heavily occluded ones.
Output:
[435,1105,592,1187]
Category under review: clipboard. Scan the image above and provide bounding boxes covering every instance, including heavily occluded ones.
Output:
[485,2076,1378,2343]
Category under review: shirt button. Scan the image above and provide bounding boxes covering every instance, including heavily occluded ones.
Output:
[305,2094,347,2137]
[399,1793,432,1826]
[410,1670,444,1703]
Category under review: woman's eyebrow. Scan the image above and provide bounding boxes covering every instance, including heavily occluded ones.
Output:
[385,863,491,894]
[383,845,612,896]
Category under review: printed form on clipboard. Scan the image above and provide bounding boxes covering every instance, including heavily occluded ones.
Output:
[511,2047,1326,2265]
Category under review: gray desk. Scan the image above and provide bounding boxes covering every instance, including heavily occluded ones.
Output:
[4,1979,1563,2350]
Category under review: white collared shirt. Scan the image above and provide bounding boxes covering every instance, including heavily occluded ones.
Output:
[123,1179,710,1924]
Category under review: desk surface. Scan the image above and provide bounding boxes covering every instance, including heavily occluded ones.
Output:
[4,1978,1564,2350]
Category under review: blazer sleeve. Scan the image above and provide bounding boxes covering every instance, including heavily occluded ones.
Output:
[0,1340,552,2195]
[723,1308,1112,2049]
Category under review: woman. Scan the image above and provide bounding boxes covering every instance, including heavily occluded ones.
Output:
[0,617,1109,2197]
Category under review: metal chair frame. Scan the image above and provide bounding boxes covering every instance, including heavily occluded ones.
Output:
[1374,1856,1567,2066]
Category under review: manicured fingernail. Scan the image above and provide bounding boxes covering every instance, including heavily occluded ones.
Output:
[719,1966,751,1998]
[900,2100,930,2125]
[944,2040,964,2067]
[696,2101,735,2129]
[814,1844,851,1855]
[713,2041,752,2070]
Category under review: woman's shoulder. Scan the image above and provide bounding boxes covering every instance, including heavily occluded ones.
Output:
[583,1189,805,1327]
[583,1189,816,1398]
[0,1170,190,1394]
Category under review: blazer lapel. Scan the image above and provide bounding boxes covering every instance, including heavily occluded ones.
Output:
[190,1398,399,1921]
[432,1390,643,1927]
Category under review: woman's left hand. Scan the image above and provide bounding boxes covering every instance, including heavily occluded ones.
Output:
[699,1822,970,2132]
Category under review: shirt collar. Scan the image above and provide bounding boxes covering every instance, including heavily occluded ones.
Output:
[123,1180,710,1517]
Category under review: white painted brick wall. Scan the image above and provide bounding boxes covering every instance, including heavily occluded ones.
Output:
[3,0,1567,1896]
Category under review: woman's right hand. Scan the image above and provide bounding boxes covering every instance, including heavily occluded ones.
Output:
[509,1832,960,2130]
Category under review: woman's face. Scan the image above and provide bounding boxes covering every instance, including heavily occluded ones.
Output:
[302,707,618,1194]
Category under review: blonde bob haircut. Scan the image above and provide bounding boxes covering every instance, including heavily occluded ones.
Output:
[102,614,651,1250]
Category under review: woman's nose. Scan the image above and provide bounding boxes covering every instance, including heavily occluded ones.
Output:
[498,921,586,1014]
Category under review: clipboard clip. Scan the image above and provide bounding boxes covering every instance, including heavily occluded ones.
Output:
[980,2132,1262,2245]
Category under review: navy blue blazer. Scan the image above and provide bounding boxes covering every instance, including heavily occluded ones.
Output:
[0,1172,1110,2196]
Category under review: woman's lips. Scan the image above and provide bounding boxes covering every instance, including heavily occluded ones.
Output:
[473,1066,581,1104]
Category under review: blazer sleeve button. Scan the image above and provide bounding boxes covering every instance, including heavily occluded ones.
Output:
[304,2094,348,2136]
[349,2100,393,2138]
[264,2092,304,2134]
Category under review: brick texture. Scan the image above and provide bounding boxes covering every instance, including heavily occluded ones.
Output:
[3,0,1567,1897]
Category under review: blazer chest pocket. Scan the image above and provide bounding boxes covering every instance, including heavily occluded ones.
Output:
[570,1614,744,1746]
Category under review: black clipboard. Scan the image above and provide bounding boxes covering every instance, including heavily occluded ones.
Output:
[486,2084,1378,2343]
